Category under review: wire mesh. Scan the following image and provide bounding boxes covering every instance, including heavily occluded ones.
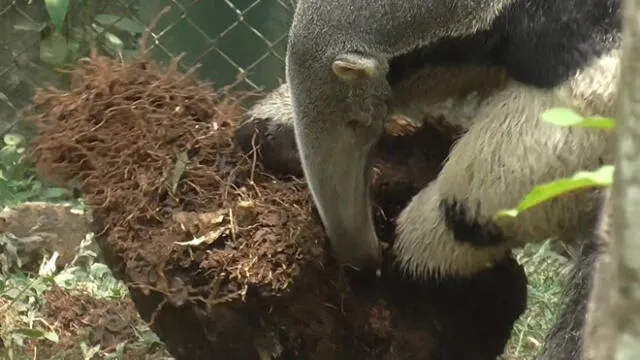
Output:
[0,0,295,134]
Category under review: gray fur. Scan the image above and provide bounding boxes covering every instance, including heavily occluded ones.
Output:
[245,83,292,127]
[246,63,508,134]
[285,0,522,269]
[290,0,514,60]
[244,49,618,277]
[245,0,621,277]
[390,65,510,130]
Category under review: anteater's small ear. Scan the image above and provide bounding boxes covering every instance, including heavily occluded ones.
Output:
[332,53,381,81]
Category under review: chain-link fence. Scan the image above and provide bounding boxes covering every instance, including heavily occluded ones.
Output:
[0,0,295,135]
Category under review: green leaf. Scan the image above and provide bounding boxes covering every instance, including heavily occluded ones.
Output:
[172,151,189,193]
[43,331,60,343]
[89,263,112,279]
[11,328,47,339]
[40,30,69,65]
[44,0,70,31]
[91,23,105,35]
[0,145,19,164]
[104,32,124,50]
[13,191,33,202]
[496,165,614,218]
[2,287,23,300]
[541,108,584,126]
[576,117,616,129]
[94,14,146,34]
[572,165,615,184]
[541,108,616,129]
[12,328,58,343]
[3,133,24,146]
[53,272,77,287]
[13,21,48,32]
[103,32,124,51]
[42,187,70,199]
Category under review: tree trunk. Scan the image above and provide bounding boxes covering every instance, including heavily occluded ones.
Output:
[597,0,640,358]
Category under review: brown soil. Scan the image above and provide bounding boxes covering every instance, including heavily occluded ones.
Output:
[20,285,167,359]
[26,53,528,360]
[0,202,94,272]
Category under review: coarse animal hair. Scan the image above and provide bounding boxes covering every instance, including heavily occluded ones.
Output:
[235,75,529,360]
[395,48,619,278]
[235,1,621,359]
[284,0,531,269]
[282,0,621,276]
[237,83,303,178]
[239,0,621,279]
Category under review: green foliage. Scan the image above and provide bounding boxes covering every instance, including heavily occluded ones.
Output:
[541,108,616,130]
[497,165,614,218]
[0,235,168,359]
[25,1,146,67]
[10,328,59,344]
[503,241,571,359]
[496,108,615,219]
[44,0,70,32]
[40,30,69,65]
[0,133,72,207]
[93,15,146,34]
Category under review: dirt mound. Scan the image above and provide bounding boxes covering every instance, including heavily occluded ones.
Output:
[20,285,166,359]
[27,53,528,360]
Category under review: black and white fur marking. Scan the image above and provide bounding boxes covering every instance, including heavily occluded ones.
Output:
[240,0,620,278]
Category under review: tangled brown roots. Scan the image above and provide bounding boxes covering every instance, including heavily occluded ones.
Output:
[30,54,324,298]
[27,54,345,358]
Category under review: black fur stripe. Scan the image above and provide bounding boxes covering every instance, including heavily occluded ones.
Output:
[439,199,506,247]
